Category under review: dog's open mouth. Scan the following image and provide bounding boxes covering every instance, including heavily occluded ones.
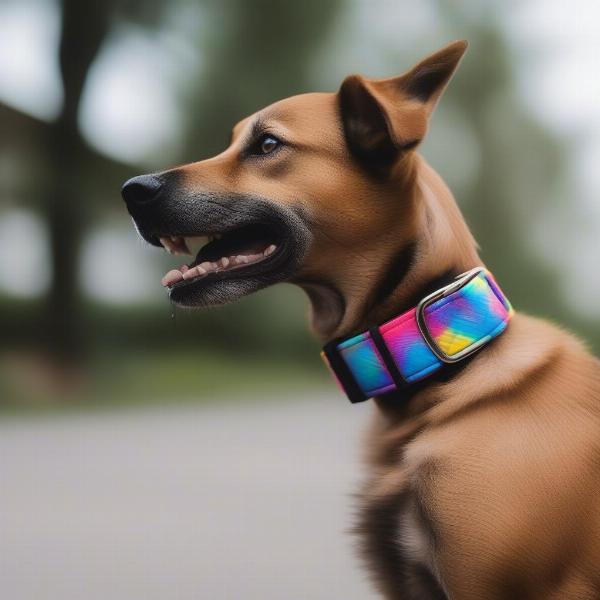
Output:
[159,223,280,289]
[126,190,311,308]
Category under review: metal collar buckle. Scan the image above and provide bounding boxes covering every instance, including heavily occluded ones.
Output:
[415,267,486,364]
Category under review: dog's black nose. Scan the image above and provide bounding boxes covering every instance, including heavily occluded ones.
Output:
[121,174,163,206]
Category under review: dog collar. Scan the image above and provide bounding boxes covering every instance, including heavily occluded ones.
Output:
[321,267,513,403]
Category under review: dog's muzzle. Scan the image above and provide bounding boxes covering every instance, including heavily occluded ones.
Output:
[121,172,312,308]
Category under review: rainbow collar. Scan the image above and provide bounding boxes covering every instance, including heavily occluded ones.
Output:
[321,268,513,403]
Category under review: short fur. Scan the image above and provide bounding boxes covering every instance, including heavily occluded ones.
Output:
[123,41,600,599]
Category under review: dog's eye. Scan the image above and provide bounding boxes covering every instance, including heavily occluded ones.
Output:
[258,135,280,155]
[244,133,283,158]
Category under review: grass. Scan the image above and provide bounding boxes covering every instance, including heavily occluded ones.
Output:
[0,350,331,414]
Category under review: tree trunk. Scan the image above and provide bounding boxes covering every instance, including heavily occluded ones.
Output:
[43,0,114,361]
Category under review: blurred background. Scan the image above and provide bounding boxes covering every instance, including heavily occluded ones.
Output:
[1,0,599,598]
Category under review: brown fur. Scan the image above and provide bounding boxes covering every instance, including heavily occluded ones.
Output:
[135,41,600,598]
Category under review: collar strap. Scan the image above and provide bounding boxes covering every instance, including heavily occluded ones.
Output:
[321,268,513,403]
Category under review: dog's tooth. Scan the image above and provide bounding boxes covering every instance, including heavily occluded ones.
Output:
[180,264,209,281]
[179,239,191,255]
[238,255,249,264]
[175,237,189,255]
[185,236,210,257]
[182,266,200,280]
[159,236,173,254]
[220,257,230,268]
[198,261,213,272]
[265,244,277,256]
[161,269,183,287]
[164,237,185,255]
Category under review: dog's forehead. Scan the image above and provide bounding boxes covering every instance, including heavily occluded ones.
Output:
[233,92,339,141]
[261,92,337,126]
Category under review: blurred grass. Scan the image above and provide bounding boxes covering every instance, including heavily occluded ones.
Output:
[0,350,330,414]
[0,286,333,414]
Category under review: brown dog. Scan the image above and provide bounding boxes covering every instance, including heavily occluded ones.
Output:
[122,41,600,599]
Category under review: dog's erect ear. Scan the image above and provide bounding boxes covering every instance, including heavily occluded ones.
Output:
[338,40,468,172]
[399,40,469,110]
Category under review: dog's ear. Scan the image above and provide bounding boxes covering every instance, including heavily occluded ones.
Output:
[338,40,468,172]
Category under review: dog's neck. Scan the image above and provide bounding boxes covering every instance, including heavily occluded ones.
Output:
[302,155,482,343]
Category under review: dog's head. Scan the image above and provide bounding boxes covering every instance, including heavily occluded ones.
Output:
[123,41,472,337]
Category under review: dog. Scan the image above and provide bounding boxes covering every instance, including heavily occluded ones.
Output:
[122,40,600,599]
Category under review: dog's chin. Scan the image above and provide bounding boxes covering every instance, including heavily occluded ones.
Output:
[170,275,278,308]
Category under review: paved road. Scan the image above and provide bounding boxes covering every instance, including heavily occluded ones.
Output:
[1,395,375,599]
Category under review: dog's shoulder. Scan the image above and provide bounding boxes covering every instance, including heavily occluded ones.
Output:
[358,313,600,597]
[418,312,600,424]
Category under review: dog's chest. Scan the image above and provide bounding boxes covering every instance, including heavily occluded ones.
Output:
[358,466,448,599]
[397,502,432,566]
[359,416,450,598]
